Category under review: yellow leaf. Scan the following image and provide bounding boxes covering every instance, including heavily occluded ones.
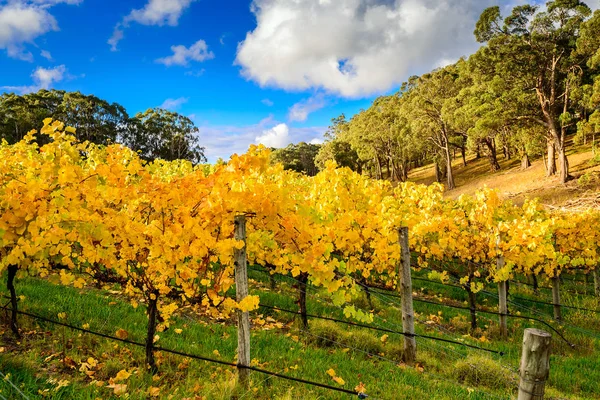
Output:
[148,386,160,397]
[114,370,131,382]
[237,295,260,312]
[332,376,345,385]
[326,369,336,377]
[174,328,183,334]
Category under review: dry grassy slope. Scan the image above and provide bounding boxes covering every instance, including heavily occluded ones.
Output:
[408,144,600,208]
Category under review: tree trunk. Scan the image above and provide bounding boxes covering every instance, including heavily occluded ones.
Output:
[444,144,455,190]
[7,265,20,338]
[557,145,569,184]
[521,153,531,170]
[532,274,539,294]
[484,139,501,172]
[461,146,467,167]
[434,161,442,183]
[361,278,373,309]
[593,269,599,298]
[146,294,159,373]
[375,156,383,180]
[384,158,390,180]
[298,272,308,329]
[546,140,556,177]
[466,287,477,332]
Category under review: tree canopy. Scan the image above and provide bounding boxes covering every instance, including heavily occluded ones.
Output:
[0,90,206,164]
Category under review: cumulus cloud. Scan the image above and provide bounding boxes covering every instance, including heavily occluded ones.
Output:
[109,0,195,50]
[3,64,67,94]
[196,117,326,162]
[261,98,274,106]
[236,0,535,98]
[288,94,327,122]
[159,96,189,110]
[255,123,290,148]
[156,40,214,66]
[0,2,58,61]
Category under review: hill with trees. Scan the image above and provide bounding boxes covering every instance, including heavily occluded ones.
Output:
[307,1,600,196]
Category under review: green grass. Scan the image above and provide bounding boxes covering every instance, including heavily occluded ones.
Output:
[0,269,598,399]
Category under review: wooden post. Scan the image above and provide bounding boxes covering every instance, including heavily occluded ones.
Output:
[518,328,552,400]
[551,276,561,322]
[234,215,251,388]
[496,237,508,337]
[398,227,416,364]
[593,268,600,298]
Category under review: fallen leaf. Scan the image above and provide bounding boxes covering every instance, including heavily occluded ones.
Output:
[115,329,128,340]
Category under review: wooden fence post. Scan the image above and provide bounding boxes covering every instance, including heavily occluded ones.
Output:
[398,226,416,365]
[551,276,561,322]
[234,215,251,388]
[518,328,552,400]
[496,237,508,337]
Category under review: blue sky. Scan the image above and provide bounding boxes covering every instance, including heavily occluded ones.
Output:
[2,0,598,161]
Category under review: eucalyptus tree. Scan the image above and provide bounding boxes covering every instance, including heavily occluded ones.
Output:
[272,142,321,176]
[315,114,364,173]
[61,91,128,145]
[125,108,206,164]
[401,64,467,190]
[574,9,600,151]
[0,89,128,146]
[475,1,593,183]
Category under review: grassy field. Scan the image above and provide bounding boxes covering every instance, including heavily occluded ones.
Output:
[1,267,599,399]
[408,143,600,207]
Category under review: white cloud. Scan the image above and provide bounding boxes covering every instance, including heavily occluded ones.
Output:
[108,26,124,52]
[40,49,52,60]
[159,96,189,110]
[236,0,531,98]
[196,117,326,162]
[109,0,195,50]
[255,123,290,148]
[0,3,58,61]
[2,64,67,94]
[185,69,206,77]
[309,138,323,145]
[125,0,195,26]
[288,94,327,122]
[261,98,274,106]
[31,0,84,4]
[156,40,214,66]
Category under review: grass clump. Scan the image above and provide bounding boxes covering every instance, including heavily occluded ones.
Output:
[454,355,517,390]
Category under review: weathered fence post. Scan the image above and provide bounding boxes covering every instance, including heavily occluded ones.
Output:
[234,215,251,388]
[496,237,508,337]
[398,226,416,364]
[551,276,562,322]
[518,328,552,400]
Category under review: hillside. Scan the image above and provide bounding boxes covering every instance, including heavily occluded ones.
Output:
[409,145,600,209]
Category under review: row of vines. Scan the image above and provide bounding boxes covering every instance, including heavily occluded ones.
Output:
[1,120,599,371]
